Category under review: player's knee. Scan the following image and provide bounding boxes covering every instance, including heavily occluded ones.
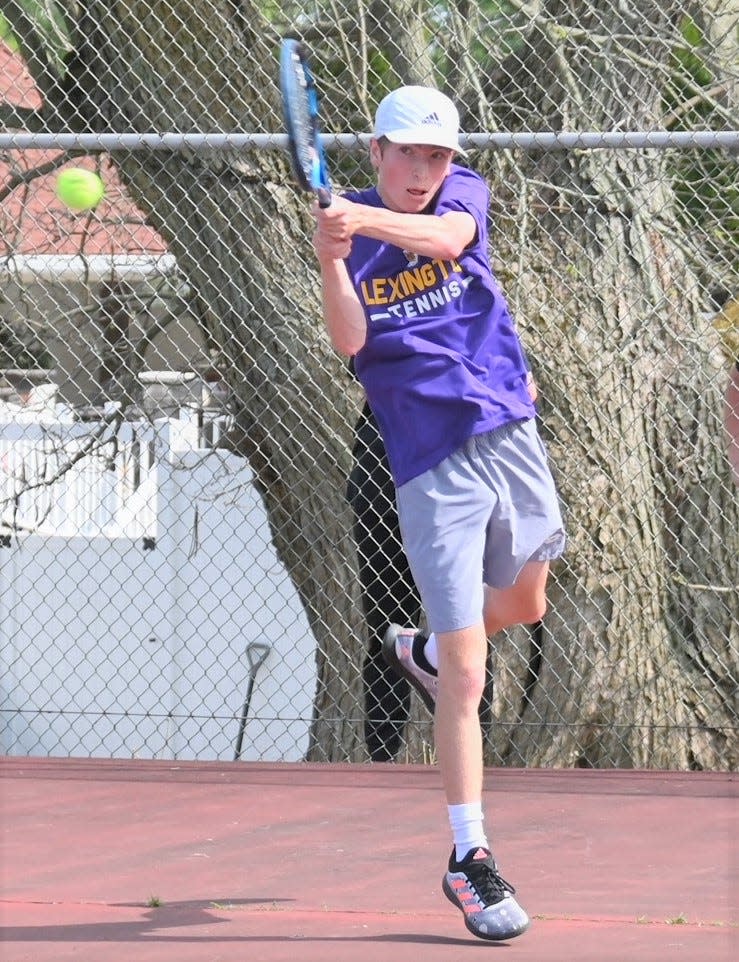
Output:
[451,668,486,707]
[512,589,547,626]
[440,659,486,707]
[525,592,547,624]
[484,589,547,634]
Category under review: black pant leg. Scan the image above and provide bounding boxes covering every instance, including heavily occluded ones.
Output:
[349,407,421,761]
[355,504,422,760]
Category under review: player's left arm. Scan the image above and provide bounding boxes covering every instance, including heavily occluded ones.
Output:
[316,195,475,262]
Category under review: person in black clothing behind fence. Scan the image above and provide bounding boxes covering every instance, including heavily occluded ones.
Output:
[347,387,420,761]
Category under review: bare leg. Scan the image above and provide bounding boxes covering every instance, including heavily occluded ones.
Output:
[434,623,488,804]
[435,561,551,804]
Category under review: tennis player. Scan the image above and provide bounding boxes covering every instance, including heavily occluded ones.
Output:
[312,85,565,942]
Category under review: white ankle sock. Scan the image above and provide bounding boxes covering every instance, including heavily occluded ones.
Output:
[423,632,438,670]
[447,802,489,861]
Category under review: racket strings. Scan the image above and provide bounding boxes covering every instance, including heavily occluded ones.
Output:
[280,40,331,196]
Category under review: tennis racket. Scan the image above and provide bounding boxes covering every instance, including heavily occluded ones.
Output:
[279,38,332,208]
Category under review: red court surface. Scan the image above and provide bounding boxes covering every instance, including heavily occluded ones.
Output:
[1,757,736,962]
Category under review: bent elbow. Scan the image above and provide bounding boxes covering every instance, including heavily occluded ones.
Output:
[440,240,467,261]
[436,212,476,261]
[429,233,468,261]
[331,331,366,357]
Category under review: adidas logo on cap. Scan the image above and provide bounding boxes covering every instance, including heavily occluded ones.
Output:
[420,111,442,127]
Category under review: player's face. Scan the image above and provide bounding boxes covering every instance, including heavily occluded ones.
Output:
[371,140,455,213]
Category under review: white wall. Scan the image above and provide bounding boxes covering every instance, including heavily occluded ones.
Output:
[0,421,318,761]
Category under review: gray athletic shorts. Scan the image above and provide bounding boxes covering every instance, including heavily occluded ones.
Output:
[395,418,565,635]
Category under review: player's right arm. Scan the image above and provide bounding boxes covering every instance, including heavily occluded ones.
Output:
[313,226,367,355]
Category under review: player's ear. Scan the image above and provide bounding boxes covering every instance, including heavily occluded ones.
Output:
[369,138,383,169]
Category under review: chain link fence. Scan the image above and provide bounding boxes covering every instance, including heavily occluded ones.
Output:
[1,1,737,769]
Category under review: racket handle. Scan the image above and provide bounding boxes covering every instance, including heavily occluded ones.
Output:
[317,187,331,208]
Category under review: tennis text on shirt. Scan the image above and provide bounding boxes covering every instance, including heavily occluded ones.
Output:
[360,258,465,312]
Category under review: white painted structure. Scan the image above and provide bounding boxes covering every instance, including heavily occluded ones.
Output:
[0,413,318,762]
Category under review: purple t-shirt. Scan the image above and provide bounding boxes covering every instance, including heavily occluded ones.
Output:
[347,165,535,486]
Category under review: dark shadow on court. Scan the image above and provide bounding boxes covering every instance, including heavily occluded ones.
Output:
[0,921,503,949]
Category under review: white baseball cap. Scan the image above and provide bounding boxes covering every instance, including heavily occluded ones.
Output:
[373,85,467,155]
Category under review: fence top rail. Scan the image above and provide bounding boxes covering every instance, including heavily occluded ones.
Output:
[1,131,737,152]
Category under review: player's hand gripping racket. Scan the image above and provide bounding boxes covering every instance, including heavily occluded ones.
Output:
[279,38,331,208]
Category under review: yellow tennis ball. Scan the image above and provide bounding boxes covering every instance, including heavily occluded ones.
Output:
[56,168,105,211]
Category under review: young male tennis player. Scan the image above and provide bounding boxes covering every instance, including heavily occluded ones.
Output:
[312,85,565,942]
